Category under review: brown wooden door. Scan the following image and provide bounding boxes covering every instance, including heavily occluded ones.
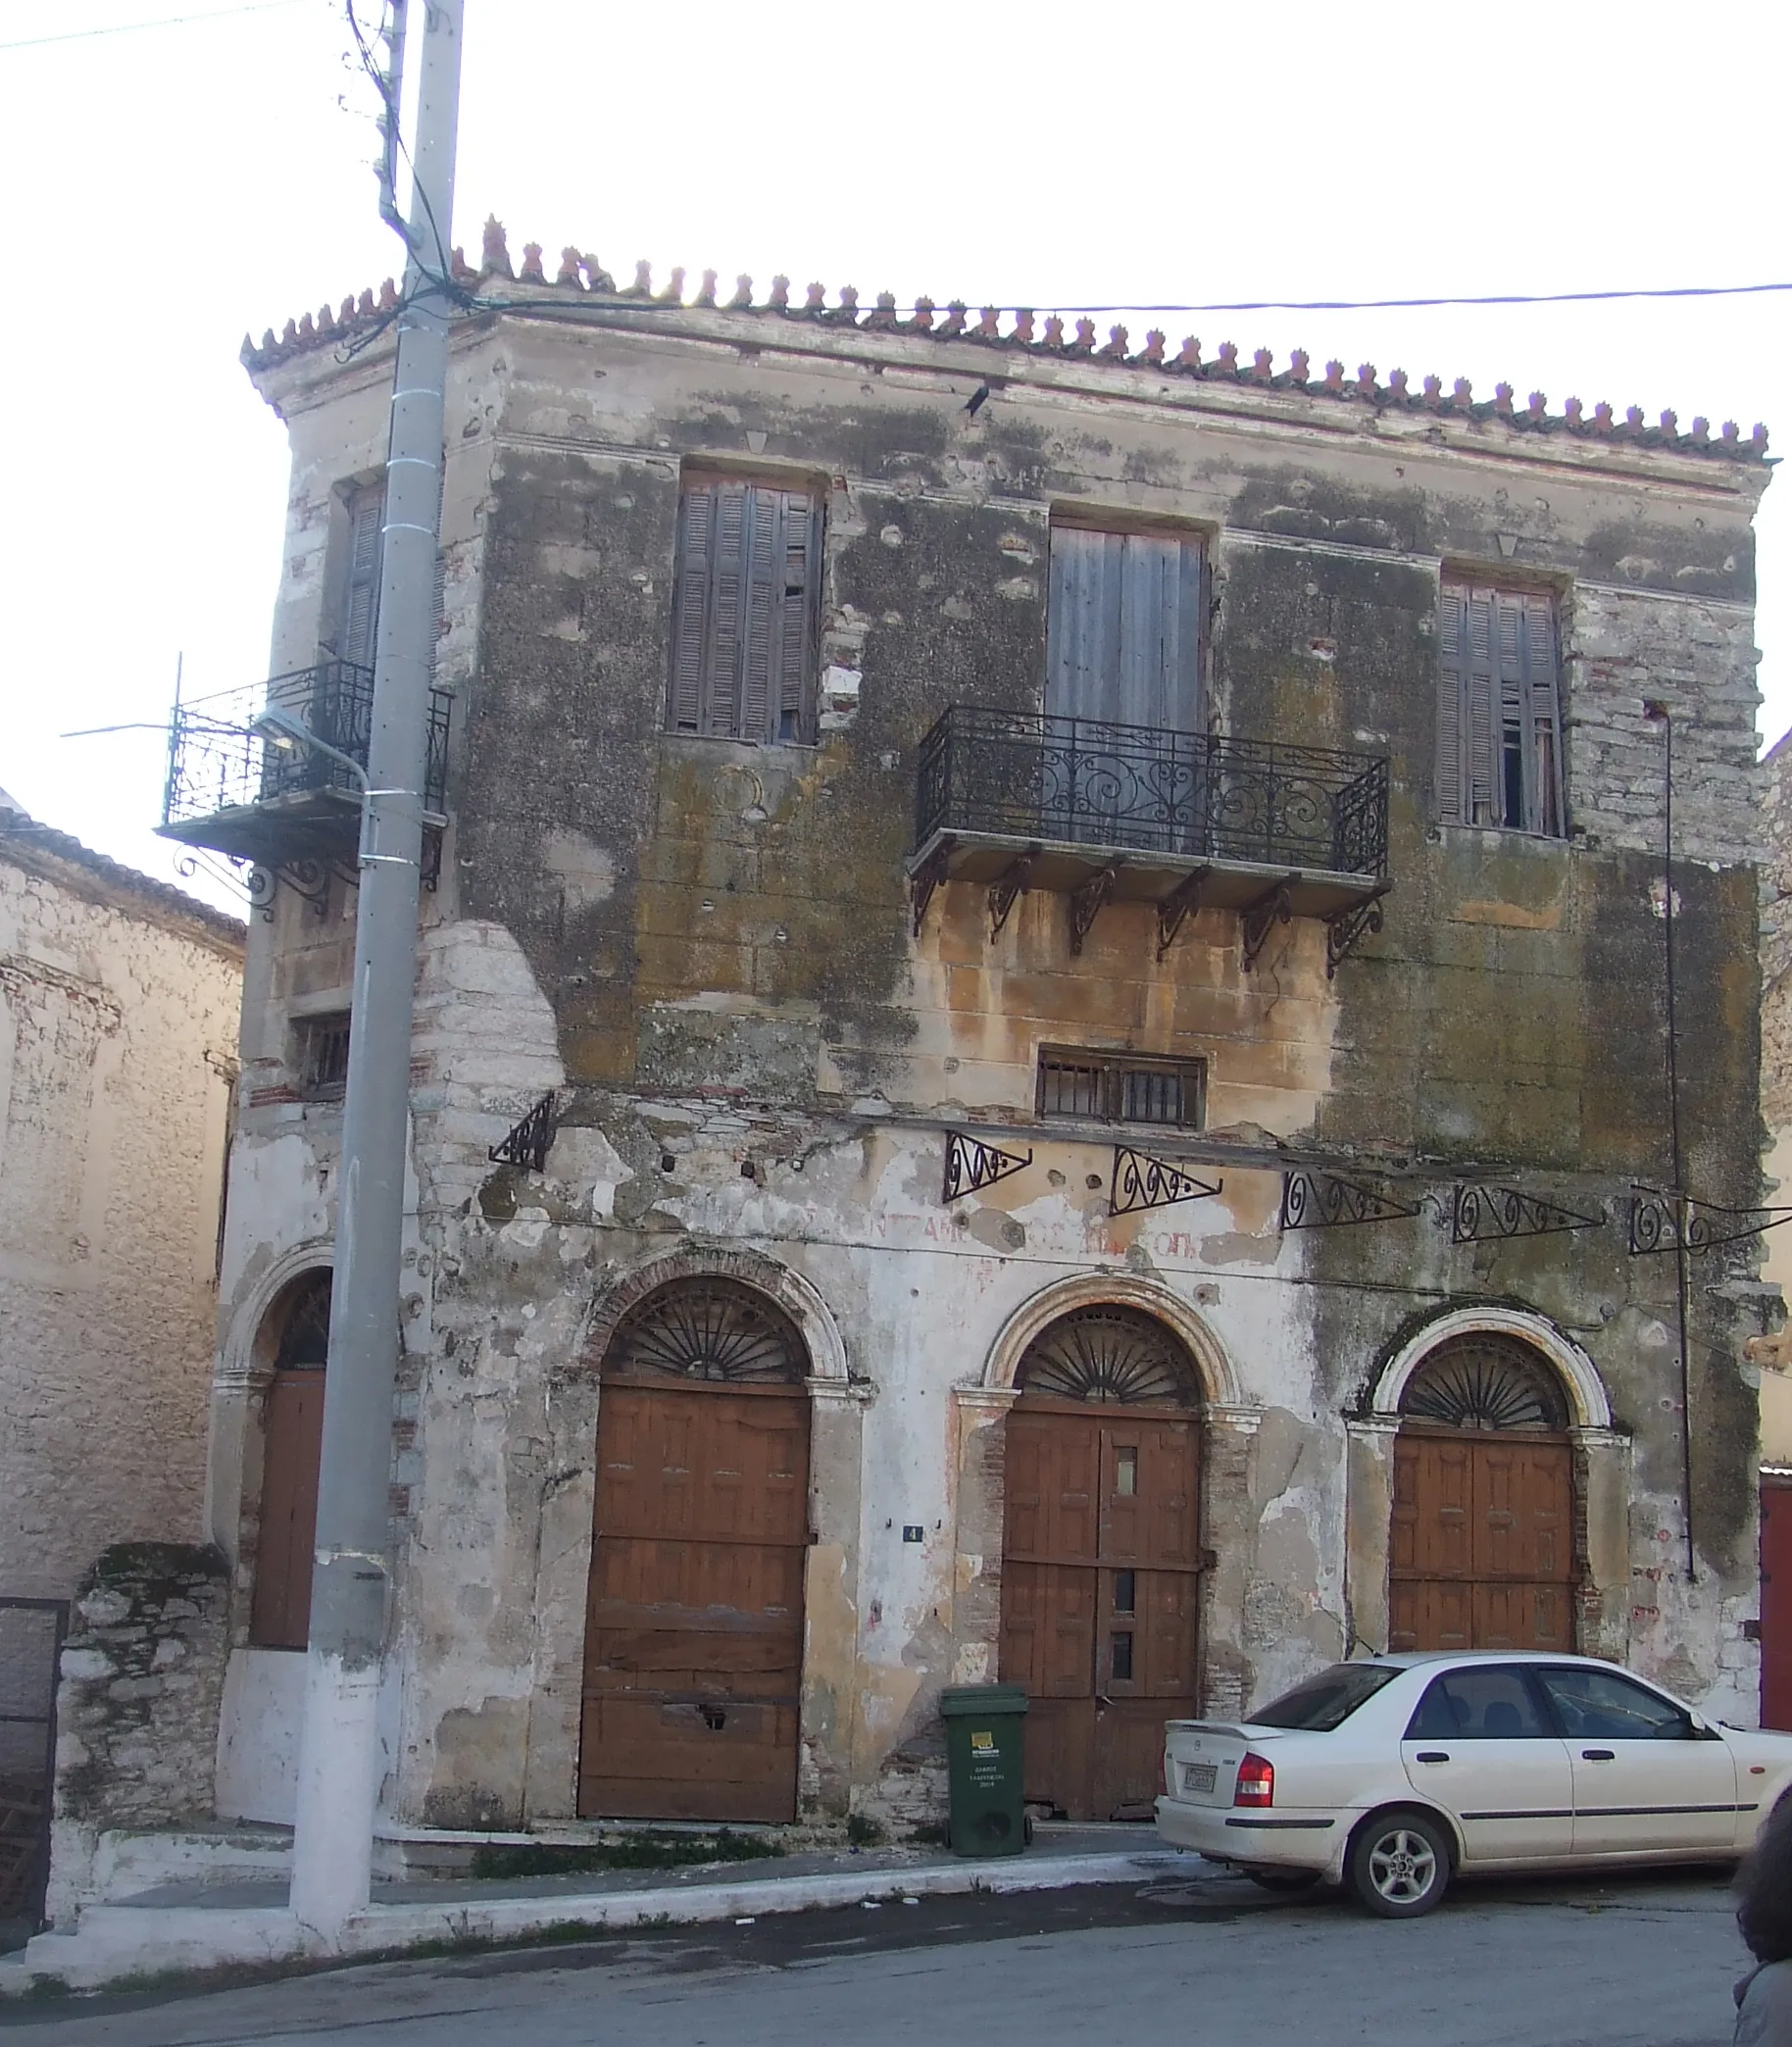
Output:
[578,1380,810,1822]
[1000,1402,1200,1820]
[1389,1427,1573,1654]
[249,1369,325,1650]
[1762,1483,1792,1730]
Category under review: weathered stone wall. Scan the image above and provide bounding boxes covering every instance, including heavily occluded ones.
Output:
[1758,733,1792,1462]
[46,1542,231,1919]
[208,285,1774,1832]
[0,824,243,1601]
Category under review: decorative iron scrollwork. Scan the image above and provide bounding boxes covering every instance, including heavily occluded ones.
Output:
[1017,1304,1202,1407]
[1324,883,1391,978]
[1156,866,1212,961]
[278,857,334,919]
[1399,1334,1568,1431]
[489,1091,558,1173]
[604,1278,807,1384]
[1239,876,1296,970]
[910,836,954,937]
[987,847,1038,941]
[1627,1186,1792,1256]
[1068,865,1119,956]
[1279,1170,1422,1230]
[944,1129,1033,1203]
[1450,1183,1604,1244]
[1110,1146,1223,1218]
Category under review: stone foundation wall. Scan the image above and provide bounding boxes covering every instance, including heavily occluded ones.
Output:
[45,1542,230,1922]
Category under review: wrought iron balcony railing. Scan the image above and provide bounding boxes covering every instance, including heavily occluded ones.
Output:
[915,705,1387,876]
[910,705,1392,971]
[158,661,450,869]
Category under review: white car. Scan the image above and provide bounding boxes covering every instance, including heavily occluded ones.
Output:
[1155,1650,1792,1918]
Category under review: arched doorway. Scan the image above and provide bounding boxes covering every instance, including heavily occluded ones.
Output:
[999,1304,1203,1821]
[1389,1333,1575,1654]
[248,1270,330,1650]
[578,1277,812,1822]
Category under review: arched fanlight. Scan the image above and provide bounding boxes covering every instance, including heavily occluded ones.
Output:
[603,1278,807,1385]
[1017,1305,1202,1407]
[274,1271,331,1372]
[1399,1334,1568,1432]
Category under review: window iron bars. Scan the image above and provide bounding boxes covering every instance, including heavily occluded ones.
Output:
[915,706,1389,877]
[162,662,452,831]
[0,1597,69,1927]
[603,1278,807,1384]
[489,1092,558,1175]
[1016,1305,1202,1407]
[1399,1334,1568,1432]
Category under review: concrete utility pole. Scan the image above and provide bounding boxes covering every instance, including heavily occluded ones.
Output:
[289,0,464,1934]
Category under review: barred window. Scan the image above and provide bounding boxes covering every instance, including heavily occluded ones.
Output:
[1437,580,1566,836]
[1036,1048,1205,1129]
[295,1013,351,1097]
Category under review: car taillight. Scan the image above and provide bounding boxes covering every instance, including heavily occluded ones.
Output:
[1233,1753,1274,1807]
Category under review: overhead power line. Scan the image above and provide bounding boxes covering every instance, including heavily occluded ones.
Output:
[0,0,303,52]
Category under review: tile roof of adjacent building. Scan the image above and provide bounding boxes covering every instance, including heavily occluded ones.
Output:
[0,797,247,956]
[241,217,1771,464]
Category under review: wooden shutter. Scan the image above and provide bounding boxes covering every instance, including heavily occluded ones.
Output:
[669,477,821,743]
[340,486,384,671]
[1048,525,1202,728]
[1437,581,1502,825]
[669,479,717,733]
[1514,590,1564,834]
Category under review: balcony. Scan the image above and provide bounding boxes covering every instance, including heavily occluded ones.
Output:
[911,705,1391,973]
[158,661,450,877]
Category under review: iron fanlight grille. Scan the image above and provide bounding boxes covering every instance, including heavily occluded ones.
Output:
[274,1271,331,1372]
[1016,1306,1201,1407]
[1398,1335,1568,1432]
[604,1279,807,1385]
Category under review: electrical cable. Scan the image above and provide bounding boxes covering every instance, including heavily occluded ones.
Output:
[0,0,304,51]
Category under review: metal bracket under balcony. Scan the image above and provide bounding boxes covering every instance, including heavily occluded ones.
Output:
[909,705,1390,968]
[156,661,451,872]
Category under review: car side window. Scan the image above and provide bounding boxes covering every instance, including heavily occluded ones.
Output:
[1405,1668,1549,1740]
[1534,1667,1693,1741]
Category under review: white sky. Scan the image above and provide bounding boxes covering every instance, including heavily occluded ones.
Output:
[1,0,1786,910]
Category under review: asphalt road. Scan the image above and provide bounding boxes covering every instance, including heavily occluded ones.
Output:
[0,1866,1751,2047]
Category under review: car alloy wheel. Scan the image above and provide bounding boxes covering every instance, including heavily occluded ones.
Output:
[1348,1812,1450,1919]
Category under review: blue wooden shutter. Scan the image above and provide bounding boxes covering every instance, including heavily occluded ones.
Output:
[1436,582,1468,824]
[669,479,717,732]
[1048,525,1202,727]
[772,489,821,742]
[1516,591,1564,834]
[340,486,384,671]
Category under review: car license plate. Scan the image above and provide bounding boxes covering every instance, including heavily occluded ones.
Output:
[1181,1762,1217,1795]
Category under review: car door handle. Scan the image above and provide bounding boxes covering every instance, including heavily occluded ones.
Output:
[1581,1749,1616,1762]
[1415,1751,1451,1763]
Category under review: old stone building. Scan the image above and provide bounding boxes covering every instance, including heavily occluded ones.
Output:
[0,796,242,1920]
[163,222,1775,1840]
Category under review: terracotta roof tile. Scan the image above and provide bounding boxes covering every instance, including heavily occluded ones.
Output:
[241,228,1772,463]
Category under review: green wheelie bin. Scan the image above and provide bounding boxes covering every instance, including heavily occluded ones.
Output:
[939,1682,1029,1857]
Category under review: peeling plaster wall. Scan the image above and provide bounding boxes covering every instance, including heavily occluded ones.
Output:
[0,842,242,1602]
[204,302,1775,1834]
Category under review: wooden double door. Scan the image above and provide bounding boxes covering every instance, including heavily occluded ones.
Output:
[1389,1425,1574,1653]
[578,1379,810,1822]
[999,1400,1202,1821]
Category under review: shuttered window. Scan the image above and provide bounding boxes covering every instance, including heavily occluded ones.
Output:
[1437,581,1566,836]
[338,485,384,671]
[1045,524,1206,729]
[668,475,822,744]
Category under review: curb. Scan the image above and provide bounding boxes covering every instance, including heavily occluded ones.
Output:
[0,1849,1198,1996]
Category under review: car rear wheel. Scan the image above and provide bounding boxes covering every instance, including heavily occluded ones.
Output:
[1347,1811,1451,1919]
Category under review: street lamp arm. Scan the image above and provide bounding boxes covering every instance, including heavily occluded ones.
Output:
[250,707,372,792]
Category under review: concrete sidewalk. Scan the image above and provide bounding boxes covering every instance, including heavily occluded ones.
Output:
[0,1824,1193,1996]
